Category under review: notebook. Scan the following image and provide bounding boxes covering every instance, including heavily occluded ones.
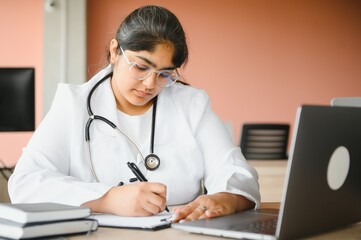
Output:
[172,105,361,240]
[90,211,172,230]
[0,202,91,224]
[0,218,98,239]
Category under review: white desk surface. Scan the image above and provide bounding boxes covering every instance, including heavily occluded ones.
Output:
[4,161,361,239]
[70,218,361,240]
[69,202,361,240]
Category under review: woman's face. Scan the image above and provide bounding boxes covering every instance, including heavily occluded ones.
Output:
[109,39,175,115]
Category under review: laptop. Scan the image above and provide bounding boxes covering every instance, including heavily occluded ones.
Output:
[172,105,361,239]
[331,97,361,107]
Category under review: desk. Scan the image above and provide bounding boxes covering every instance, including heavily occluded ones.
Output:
[69,203,361,240]
[69,224,361,240]
[248,160,287,202]
[5,160,361,238]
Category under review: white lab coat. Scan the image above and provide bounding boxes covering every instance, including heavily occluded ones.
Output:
[8,65,261,208]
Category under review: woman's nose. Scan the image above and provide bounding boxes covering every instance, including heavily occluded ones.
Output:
[142,72,157,89]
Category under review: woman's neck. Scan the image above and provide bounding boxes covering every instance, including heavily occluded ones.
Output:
[115,98,153,116]
[110,79,153,116]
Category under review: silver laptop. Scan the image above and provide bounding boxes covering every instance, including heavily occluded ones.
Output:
[331,97,361,107]
[172,105,361,239]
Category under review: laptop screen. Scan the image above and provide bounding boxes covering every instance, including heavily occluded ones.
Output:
[277,105,361,239]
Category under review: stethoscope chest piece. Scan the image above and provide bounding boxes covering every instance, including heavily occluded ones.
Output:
[145,153,160,171]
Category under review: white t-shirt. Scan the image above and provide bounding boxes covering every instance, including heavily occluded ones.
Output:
[116,106,153,160]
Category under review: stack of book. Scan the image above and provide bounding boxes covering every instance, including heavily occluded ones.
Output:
[0,202,98,239]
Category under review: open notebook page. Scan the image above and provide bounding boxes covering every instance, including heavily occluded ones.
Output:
[90,211,172,230]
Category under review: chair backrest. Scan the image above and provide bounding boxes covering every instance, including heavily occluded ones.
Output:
[240,123,290,160]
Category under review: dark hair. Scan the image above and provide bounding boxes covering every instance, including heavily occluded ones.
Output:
[109,5,188,68]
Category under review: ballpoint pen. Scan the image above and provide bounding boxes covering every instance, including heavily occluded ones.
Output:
[127,162,170,212]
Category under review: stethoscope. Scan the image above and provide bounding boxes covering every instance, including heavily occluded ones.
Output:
[85,72,161,182]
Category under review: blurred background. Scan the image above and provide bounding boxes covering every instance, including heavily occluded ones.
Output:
[1,0,361,166]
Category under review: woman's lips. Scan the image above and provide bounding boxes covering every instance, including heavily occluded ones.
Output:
[135,89,152,98]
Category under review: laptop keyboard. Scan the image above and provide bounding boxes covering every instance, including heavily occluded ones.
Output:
[248,218,277,233]
[229,217,277,235]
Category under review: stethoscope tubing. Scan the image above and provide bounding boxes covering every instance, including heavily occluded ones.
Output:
[85,72,115,142]
[85,72,160,182]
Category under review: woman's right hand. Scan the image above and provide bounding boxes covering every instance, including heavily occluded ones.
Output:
[83,182,167,216]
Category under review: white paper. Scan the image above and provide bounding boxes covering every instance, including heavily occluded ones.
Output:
[90,211,172,229]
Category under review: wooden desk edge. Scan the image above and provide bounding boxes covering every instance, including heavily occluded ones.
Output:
[260,202,280,209]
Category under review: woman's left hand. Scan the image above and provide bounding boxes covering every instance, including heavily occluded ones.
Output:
[171,192,255,222]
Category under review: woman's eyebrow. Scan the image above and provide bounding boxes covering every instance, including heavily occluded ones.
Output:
[136,55,175,71]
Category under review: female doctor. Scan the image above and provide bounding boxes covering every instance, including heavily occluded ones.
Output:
[8,5,260,222]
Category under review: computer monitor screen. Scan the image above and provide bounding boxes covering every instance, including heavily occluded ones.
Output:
[0,67,35,131]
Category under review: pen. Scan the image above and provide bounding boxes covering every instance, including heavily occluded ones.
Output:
[127,162,169,212]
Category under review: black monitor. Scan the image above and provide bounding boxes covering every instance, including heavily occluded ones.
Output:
[0,67,35,131]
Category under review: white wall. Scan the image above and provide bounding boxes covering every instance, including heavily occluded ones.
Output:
[43,0,87,115]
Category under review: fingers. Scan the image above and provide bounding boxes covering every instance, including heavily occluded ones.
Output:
[172,206,206,222]
[147,182,167,198]
[172,193,243,222]
[172,197,211,222]
[185,205,208,221]
[142,188,167,214]
[173,204,219,222]
[200,205,224,219]
[134,182,167,214]
[102,182,167,216]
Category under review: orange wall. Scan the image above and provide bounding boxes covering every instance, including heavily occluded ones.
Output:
[0,0,43,166]
[88,0,361,144]
[1,0,360,165]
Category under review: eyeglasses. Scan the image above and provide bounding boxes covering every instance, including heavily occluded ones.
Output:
[119,46,181,88]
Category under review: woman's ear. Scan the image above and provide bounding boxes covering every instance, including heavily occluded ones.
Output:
[109,39,119,65]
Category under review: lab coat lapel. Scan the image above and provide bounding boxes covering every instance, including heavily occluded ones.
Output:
[153,89,174,145]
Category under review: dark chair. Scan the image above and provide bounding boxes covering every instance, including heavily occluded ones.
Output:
[240,124,290,160]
